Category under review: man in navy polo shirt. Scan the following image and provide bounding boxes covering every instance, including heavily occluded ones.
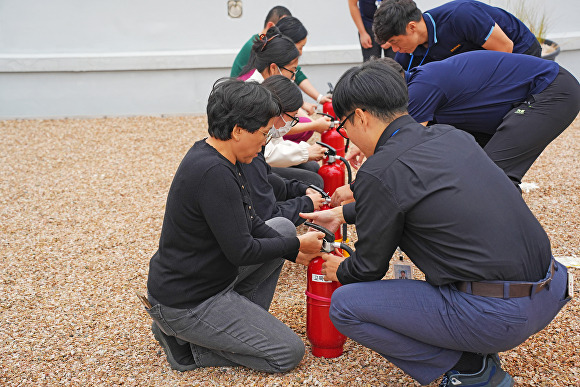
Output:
[403,51,580,188]
[373,0,541,70]
[343,52,579,191]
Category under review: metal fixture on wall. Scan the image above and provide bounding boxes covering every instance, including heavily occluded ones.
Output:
[227,1,243,18]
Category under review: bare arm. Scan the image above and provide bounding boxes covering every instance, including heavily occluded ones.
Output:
[299,79,331,105]
[482,23,514,53]
[348,0,373,49]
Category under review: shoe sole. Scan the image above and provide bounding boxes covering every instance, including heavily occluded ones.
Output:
[151,323,198,372]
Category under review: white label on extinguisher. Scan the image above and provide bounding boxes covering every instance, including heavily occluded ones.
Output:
[312,273,332,283]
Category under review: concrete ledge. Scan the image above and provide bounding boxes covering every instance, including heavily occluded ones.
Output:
[0,45,362,73]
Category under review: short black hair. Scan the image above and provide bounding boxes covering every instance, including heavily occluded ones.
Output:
[333,59,408,122]
[262,75,303,112]
[373,0,422,45]
[241,26,299,76]
[264,6,292,28]
[379,57,404,76]
[276,16,308,43]
[207,78,281,140]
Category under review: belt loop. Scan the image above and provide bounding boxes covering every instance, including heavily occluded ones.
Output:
[466,282,472,294]
[530,283,538,299]
[503,283,510,299]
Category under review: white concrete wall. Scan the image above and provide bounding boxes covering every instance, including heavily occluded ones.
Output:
[0,0,578,119]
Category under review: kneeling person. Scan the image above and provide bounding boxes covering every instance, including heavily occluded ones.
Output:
[145,78,324,373]
[302,60,571,386]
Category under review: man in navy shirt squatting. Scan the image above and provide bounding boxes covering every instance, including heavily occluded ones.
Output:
[373,0,541,70]
[301,60,571,386]
[343,52,580,190]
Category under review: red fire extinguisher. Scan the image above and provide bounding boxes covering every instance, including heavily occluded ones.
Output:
[316,142,353,198]
[320,124,346,162]
[307,183,341,240]
[320,82,350,158]
[304,222,354,358]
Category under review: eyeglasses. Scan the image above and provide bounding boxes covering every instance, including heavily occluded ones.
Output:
[259,34,280,52]
[284,113,300,127]
[279,65,297,79]
[258,128,273,145]
[335,109,366,139]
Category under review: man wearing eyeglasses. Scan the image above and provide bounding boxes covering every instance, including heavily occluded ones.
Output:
[300,60,571,386]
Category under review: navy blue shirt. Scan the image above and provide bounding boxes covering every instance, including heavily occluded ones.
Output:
[396,0,537,70]
[339,115,551,286]
[359,0,380,28]
[407,51,559,134]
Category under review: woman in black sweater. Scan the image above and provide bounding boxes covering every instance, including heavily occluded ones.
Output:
[146,78,323,373]
[241,75,326,226]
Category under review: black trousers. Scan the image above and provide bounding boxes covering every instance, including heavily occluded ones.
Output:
[483,67,580,186]
[360,23,396,62]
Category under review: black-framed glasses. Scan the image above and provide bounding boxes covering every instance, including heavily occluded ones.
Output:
[259,34,280,51]
[258,128,273,145]
[284,112,300,127]
[335,109,366,139]
[335,110,356,139]
[279,65,297,79]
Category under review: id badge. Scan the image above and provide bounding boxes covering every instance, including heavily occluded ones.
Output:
[393,248,412,280]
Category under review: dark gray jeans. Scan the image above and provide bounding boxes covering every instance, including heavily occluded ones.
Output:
[147,217,304,373]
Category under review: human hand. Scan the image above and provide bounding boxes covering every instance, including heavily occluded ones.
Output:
[319,95,332,104]
[300,207,344,234]
[297,231,324,254]
[360,32,373,49]
[302,101,316,115]
[321,253,346,282]
[306,192,325,211]
[308,143,326,162]
[330,184,354,208]
[346,143,365,170]
[380,41,392,50]
[295,251,320,266]
[311,116,333,134]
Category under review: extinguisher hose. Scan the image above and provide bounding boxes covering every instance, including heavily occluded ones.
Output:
[338,156,352,185]
[337,156,353,247]
[339,243,354,256]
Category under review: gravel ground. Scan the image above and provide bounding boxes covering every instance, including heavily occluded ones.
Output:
[1,115,578,386]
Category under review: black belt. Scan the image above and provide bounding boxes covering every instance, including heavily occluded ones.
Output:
[456,259,555,299]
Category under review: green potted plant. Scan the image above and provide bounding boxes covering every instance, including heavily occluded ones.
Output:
[508,0,560,60]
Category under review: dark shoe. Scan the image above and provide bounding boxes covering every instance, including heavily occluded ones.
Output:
[151,322,198,372]
[439,354,514,387]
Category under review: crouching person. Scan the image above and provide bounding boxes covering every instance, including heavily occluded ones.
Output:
[145,78,324,373]
[301,60,572,386]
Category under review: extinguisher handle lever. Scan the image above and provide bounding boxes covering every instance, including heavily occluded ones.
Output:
[316,141,337,156]
[304,222,335,243]
[316,112,334,120]
[308,184,330,202]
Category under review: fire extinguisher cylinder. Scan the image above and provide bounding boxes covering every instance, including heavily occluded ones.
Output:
[303,221,351,358]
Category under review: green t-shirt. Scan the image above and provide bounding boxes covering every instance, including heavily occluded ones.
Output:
[230,34,307,85]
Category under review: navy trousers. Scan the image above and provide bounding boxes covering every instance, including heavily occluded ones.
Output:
[329,260,570,385]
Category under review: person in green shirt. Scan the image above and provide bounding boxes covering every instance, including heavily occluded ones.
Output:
[231,10,331,114]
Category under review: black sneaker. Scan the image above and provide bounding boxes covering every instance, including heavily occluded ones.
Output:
[439,354,514,386]
[151,323,198,372]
